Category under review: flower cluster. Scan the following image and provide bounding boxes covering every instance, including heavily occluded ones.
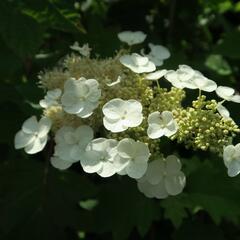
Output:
[14,30,240,200]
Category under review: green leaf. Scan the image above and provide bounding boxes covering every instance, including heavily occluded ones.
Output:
[187,160,240,225]
[92,178,160,240]
[161,194,191,228]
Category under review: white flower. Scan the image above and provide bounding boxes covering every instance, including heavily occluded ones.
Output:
[223,144,240,177]
[114,138,150,179]
[217,103,230,119]
[80,138,118,177]
[147,111,178,139]
[164,65,195,89]
[14,116,52,154]
[117,31,146,46]
[190,70,217,92]
[146,43,170,66]
[52,125,94,169]
[145,69,168,80]
[216,86,240,103]
[39,88,62,108]
[102,98,143,133]
[137,155,186,199]
[70,42,91,57]
[165,65,217,92]
[61,77,101,118]
[119,53,156,73]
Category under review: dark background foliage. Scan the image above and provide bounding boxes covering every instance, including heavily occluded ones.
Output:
[1,0,240,239]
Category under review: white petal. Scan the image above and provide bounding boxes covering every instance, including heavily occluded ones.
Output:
[216,86,234,100]
[152,180,169,199]
[148,111,161,124]
[38,117,52,137]
[137,181,155,198]
[148,43,171,60]
[145,70,168,80]
[223,145,235,167]
[165,171,186,195]
[22,116,39,134]
[126,161,148,179]
[217,104,230,118]
[164,121,178,137]
[97,162,116,177]
[24,135,48,154]
[177,65,195,81]
[54,143,76,162]
[113,155,129,172]
[165,155,182,174]
[50,157,72,170]
[231,95,240,103]
[103,117,127,133]
[118,31,146,45]
[75,125,94,148]
[145,159,165,184]
[102,98,124,120]
[14,130,35,149]
[117,138,135,158]
[134,142,150,160]
[193,77,217,92]
[227,161,240,177]
[80,150,102,173]
[147,124,165,139]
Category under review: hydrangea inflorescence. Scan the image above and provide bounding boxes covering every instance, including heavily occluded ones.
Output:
[14,31,240,199]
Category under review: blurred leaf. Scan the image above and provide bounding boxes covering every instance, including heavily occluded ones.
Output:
[205,54,232,75]
[21,0,85,33]
[214,31,240,59]
[0,1,44,59]
[0,157,97,240]
[79,199,98,211]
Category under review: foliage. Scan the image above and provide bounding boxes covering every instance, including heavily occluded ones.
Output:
[1,0,240,239]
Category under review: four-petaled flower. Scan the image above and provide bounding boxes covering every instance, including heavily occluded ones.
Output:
[102,98,143,133]
[61,77,101,118]
[146,43,170,66]
[216,86,240,103]
[114,138,150,179]
[165,65,217,92]
[118,31,146,46]
[39,88,62,108]
[80,138,118,177]
[14,116,52,154]
[70,42,91,57]
[223,144,240,177]
[137,155,186,199]
[51,125,94,170]
[120,53,156,73]
[147,111,178,139]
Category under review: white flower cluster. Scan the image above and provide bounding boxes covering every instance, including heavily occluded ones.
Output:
[14,30,240,201]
